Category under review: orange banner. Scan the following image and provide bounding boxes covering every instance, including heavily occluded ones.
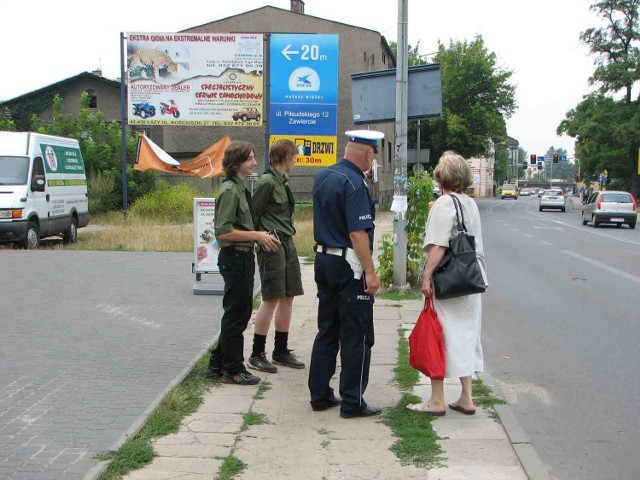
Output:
[134,134,230,178]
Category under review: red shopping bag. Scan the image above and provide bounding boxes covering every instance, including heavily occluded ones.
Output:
[408,295,445,380]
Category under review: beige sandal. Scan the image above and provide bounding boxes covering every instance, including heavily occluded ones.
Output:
[406,402,446,416]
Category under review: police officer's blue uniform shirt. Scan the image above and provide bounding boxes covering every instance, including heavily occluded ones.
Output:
[313,159,375,250]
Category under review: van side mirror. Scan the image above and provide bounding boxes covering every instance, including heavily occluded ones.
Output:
[32,175,46,192]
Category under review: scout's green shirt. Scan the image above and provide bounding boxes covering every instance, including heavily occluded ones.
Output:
[215,176,254,248]
[251,168,295,236]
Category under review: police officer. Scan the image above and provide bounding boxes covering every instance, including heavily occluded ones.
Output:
[308,130,383,418]
[206,141,280,385]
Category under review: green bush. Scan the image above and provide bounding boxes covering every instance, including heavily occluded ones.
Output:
[377,172,434,287]
[406,172,434,285]
[129,183,201,222]
[377,233,394,287]
[88,172,118,214]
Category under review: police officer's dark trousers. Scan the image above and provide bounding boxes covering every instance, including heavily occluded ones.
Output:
[210,248,255,375]
[308,253,375,413]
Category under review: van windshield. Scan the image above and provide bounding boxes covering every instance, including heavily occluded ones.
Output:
[0,156,29,185]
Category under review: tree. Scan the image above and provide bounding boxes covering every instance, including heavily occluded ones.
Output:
[31,93,155,209]
[0,107,16,131]
[394,37,516,179]
[559,0,640,195]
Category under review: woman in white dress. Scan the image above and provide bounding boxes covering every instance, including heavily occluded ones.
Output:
[407,151,487,416]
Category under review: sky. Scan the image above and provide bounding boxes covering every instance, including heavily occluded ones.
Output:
[0,0,603,160]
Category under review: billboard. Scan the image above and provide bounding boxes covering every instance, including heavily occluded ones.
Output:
[269,34,339,166]
[351,64,442,124]
[127,32,263,126]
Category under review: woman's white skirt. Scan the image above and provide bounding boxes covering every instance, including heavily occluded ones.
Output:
[433,293,483,378]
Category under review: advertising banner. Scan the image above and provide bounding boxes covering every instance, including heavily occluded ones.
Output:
[127,32,263,126]
[193,198,219,274]
[269,34,339,166]
[40,144,86,175]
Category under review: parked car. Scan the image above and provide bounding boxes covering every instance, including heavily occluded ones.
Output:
[582,190,637,229]
[232,108,261,122]
[539,189,566,212]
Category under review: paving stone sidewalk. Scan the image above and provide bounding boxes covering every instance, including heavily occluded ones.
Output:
[117,211,533,480]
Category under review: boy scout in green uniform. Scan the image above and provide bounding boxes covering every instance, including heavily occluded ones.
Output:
[248,139,305,373]
[206,141,279,385]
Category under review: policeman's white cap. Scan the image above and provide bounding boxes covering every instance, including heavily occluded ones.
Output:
[345,129,385,153]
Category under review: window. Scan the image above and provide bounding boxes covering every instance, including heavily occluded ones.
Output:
[31,156,45,190]
[85,89,98,108]
[602,193,632,203]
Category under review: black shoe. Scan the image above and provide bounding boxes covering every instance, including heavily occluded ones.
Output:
[272,350,305,369]
[205,366,223,379]
[248,352,278,373]
[222,371,261,385]
[311,397,341,412]
[340,405,383,419]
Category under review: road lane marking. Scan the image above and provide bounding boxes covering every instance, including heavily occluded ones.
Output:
[529,214,640,246]
[563,250,640,286]
[540,241,554,246]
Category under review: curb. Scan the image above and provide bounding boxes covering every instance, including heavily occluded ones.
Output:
[476,371,552,480]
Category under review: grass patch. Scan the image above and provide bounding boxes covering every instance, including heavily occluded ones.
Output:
[377,289,422,301]
[394,328,419,391]
[472,378,507,409]
[384,325,444,469]
[216,455,246,480]
[240,412,269,432]
[254,381,272,400]
[98,352,218,479]
[383,394,445,468]
[252,294,261,311]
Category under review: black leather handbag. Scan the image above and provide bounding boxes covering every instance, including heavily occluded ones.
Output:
[432,195,487,300]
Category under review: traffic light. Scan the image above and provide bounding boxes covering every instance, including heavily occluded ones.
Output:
[530,154,536,165]
[574,173,580,182]
[553,153,559,163]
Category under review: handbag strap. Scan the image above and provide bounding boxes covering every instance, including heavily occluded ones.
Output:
[423,293,433,311]
[449,194,468,234]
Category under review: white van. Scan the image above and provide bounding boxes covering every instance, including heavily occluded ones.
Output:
[0,131,90,248]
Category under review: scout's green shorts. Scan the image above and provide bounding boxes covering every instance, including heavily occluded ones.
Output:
[257,236,304,300]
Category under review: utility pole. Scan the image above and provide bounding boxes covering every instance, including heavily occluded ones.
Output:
[392,0,409,288]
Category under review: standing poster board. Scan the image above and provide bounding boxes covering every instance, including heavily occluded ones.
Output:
[193,198,219,274]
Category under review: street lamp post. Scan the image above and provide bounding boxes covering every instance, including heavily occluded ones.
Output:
[392,0,409,289]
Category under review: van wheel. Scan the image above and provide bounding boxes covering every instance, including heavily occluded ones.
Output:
[62,217,78,244]
[629,222,636,230]
[21,222,40,249]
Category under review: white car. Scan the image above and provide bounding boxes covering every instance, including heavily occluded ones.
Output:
[539,189,566,212]
[582,190,637,229]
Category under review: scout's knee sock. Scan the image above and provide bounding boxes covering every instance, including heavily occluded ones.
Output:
[274,330,289,355]
[252,334,267,358]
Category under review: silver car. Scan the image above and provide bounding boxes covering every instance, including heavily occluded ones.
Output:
[539,189,566,212]
[582,190,637,229]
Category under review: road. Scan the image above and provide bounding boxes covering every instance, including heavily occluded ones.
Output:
[479,195,640,480]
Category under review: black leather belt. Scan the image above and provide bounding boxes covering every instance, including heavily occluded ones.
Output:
[222,245,254,253]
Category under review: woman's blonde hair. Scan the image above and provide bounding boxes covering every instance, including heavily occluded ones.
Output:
[433,151,473,193]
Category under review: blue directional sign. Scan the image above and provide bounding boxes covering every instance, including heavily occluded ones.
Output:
[560,155,567,162]
[537,156,545,162]
[269,34,339,165]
